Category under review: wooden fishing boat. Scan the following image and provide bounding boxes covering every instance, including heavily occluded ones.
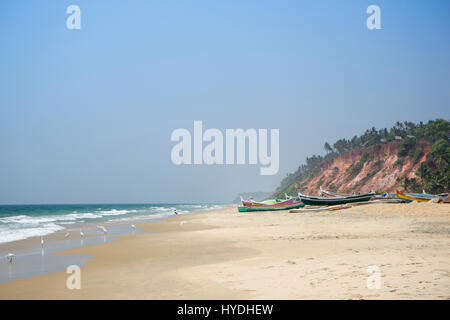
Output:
[238,198,304,212]
[319,186,358,197]
[240,198,281,207]
[371,192,399,200]
[240,194,294,207]
[396,190,439,202]
[298,191,375,206]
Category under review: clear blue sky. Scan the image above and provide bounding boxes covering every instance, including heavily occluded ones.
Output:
[0,0,449,204]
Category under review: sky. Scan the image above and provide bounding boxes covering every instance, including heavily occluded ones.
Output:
[0,0,449,204]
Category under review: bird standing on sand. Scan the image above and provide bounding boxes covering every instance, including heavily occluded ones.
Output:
[80,230,84,238]
[40,236,44,248]
[131,224,136,230]
[65,232,70,238]
[99,226,108,234]
[6,253,15,263]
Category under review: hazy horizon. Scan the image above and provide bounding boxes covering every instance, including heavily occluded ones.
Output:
[1,1,449,204]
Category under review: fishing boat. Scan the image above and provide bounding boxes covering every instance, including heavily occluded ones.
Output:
[396,190,442,202]
[319,186,359,197]
[239,193,293,207]
[238,197,304,212]
[298,191,375,206]
[240,197,283,207]
[371,192,399,200]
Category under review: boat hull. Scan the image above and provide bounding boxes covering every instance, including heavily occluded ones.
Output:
[299,194,373,206]
[396,190,436,202]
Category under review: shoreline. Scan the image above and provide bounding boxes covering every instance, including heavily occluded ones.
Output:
[0,203,449,299]
[0,203,226,246]
[0,205,228,283]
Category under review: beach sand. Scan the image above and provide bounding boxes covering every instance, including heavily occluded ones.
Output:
[0,203,449,299]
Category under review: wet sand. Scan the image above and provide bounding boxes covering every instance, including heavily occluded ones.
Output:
[0,203,449,299]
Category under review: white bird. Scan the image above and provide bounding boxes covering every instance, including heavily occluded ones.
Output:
[131,224,136,229]
[64,232,70,238]
[6,253,15,263]
[80,230,84,238]
[99,226,108,234]
[40,236,44,248]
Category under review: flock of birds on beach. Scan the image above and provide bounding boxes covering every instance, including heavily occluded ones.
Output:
[4,223,140,264]
[4,209,180,264]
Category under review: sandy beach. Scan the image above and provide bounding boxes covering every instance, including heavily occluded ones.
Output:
[0,203,449,300]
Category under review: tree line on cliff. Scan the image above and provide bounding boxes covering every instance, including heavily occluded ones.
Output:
[273,119,449,197]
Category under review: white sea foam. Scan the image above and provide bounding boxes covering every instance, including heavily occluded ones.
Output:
[0,223,65,244]
[97,209,137,216]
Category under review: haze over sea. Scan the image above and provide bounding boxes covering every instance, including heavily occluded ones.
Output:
[0,203,223,244]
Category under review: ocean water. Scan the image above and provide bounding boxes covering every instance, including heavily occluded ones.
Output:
[0,203,223,244]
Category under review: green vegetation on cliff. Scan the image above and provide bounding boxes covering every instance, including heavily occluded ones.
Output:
[273,119,449,198]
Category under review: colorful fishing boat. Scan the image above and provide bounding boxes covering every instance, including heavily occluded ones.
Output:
[396,190,440,202]
[240,197,282,207]
[298,191,375,206]
[238,197,304,212]
[239,194,294,207]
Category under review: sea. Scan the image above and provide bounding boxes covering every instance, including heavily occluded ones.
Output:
[0,203,223,244]
[0,203,224,282]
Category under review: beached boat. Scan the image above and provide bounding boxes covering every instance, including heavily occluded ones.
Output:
[371,192,399,200]
[319,186,359,197]
[240,198,280,207]
[396,190,440,202]
[298,191,375,206]
[239,194,294,207]
[238,197,304,212]
[240,197,288,207]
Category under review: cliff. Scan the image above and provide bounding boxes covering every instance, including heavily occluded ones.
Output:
[275,140,432,196]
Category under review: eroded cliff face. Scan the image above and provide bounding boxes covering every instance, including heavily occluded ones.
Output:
[296,141,431,195]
